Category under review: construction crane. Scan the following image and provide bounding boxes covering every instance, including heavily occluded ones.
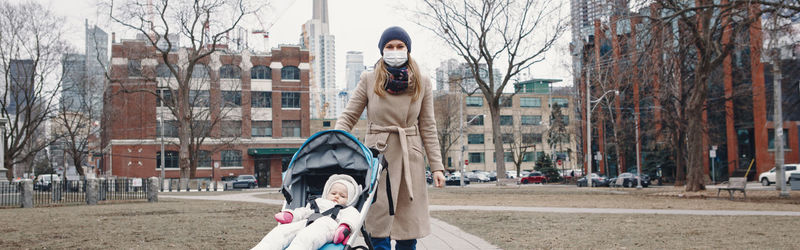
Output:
[251,0,298,52]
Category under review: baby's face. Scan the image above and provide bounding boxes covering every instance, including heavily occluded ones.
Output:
[327,183,349,205]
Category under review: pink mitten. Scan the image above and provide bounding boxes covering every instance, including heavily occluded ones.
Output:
[333,224,352,244]
[274,211,293,224]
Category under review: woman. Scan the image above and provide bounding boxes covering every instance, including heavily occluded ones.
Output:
[335,26,446,250]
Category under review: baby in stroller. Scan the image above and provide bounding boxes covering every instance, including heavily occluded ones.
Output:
[253,174,363,250]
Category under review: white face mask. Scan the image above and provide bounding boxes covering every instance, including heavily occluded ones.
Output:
[383,49,408,67]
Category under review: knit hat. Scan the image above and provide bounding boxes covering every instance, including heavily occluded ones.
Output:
[321,174,362,206]
[378,26,411,55]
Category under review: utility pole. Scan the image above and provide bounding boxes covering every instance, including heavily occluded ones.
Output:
[772,47,788,198]
[586,69,593,187]
[635,112,642,189]
[160,90,166,192]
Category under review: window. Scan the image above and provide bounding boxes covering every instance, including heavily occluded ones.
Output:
[550,98,569,108]
[221,150,242,167]
[466,96,483,107]
[468,134,484,144]
[322,121,331,127]
[502,133,514,144]
[468,153,484,163]
[251,65,272,80]
[520,97,541,108]
[156,151,179,169]
[499,96,513,107]
[281,66,300,80]
[768,129,790,150]
[157,88,173,107]
[197,150,212,168]
[522,133,542,144]
[282,120,301,137]
[189,90,209,107]
[222,91,241,107]
[523,152,535,162]
[128,59,141,77]
[191,64,210,78]
[221,121,241,137]
[500,115,513,126]
[251,91,272,108]
[504,152,514,162]
[281,92,301,108]
[467,115,484,126]
[156,120,179,137]
[521,115,542,125]
[192,121,212,137]
[219,64,241,79]
[561,115,570,125]
[156,63,177,78]
[252,121,272,137]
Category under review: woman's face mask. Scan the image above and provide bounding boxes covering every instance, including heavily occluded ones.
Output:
[383,49,408,67]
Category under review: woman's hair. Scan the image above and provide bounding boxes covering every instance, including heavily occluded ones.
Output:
[373,55,422,101]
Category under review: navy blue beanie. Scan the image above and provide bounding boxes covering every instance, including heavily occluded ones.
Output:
[378,26,411,55]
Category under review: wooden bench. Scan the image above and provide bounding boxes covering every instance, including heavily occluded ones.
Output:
[717,177,746,200]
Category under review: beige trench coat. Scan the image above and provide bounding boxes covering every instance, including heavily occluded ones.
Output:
[335,70,444,240]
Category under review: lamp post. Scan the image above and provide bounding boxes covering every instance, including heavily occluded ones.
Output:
[585,68,618,188]
[159,91,165,192]
[0,118,7,180]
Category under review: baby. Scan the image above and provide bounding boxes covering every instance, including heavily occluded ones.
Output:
[252,174,362,250]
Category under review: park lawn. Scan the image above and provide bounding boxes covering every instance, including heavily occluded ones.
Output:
[430,210,800,249]
[0,200,280,249]
[427,185,800,211]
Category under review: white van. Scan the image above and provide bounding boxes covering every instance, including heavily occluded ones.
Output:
[35,174,60,190]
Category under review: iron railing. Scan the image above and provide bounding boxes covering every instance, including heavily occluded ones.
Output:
[99,178,148,201]
[33,178,86,206]
[0,181,21,208]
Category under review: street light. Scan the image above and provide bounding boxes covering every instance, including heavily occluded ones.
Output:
[461,114,485,187]
[159,91,165,192]
[585,69,618,188]
[0,118,7,180]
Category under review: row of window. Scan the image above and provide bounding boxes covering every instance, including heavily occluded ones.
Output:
[466,115,569,126]
[465,96,569,108]
[467,133,569,145]
[156,150,242,168]
[157,89,301,108]
[156,120,301,138]
[132,62,301,80]
[464,151,561,164]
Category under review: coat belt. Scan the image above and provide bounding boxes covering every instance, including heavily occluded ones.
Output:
[368,123,418,200]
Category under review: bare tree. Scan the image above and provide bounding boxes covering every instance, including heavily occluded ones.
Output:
[502,122,539,179]
[106,0,259,186]
[417,0,567,182]
[434,92,463,171]
[0,2,71,180]
[547,104,569,180]
[630,0,800,191]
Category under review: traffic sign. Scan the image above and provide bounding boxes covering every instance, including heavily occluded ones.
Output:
[557,159,563,166]
[709,150,716,158]
[465,159,469,165]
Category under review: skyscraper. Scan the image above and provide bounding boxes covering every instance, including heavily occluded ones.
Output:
[302,0,337,119]
[345,51,364,93]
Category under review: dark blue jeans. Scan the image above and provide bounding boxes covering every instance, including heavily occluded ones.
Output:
[371,237,417,250]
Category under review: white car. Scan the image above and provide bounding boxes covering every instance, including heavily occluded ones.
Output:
[759,164,800,186]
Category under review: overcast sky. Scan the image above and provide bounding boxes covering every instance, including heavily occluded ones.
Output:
[29,0,573,89]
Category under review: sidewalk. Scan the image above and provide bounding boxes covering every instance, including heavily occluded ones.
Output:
[161,192,500,250]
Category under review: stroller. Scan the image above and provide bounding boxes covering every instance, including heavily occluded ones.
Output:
[280,130,384,250]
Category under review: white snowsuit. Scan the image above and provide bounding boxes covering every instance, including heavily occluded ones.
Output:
[253,175,363,250]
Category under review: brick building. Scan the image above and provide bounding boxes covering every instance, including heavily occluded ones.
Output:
[101,39,310,187]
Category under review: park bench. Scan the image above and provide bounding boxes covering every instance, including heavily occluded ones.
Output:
[717,177,746,200]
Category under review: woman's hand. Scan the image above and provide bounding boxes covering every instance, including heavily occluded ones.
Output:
[433,170,446,188]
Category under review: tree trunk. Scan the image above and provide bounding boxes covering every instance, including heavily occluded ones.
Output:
[684,73,709,192]
[179,119,191,190]
[674,130,685,186]
[489,103,507,184]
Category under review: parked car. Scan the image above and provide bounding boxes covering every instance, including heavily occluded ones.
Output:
[506,171,517,179]
[231,175,258,189]
[426,171,432,184]
[466,171,490,182]
[759,164,800,186]
[34,174,59,191]
[519,172,548,184]
[611,173,650,188]
[445,176,470,186]
[576,173,609,187]
[487,171,497,182]
[519,171,531,178]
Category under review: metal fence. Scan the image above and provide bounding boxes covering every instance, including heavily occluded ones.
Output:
[31,178,148,207]
[99,178,148,201]
[0,182,21,208]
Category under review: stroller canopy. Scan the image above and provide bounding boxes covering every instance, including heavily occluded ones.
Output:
[282,130,378,209]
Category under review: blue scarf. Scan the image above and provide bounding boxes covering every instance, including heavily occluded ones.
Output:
[384,64,409,94]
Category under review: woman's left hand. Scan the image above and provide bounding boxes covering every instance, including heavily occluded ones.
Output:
[433,171,446,188]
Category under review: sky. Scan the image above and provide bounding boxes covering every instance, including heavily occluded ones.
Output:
[28,0,573,90]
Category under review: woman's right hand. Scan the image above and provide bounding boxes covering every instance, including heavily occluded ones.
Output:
[433,170,446,188]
